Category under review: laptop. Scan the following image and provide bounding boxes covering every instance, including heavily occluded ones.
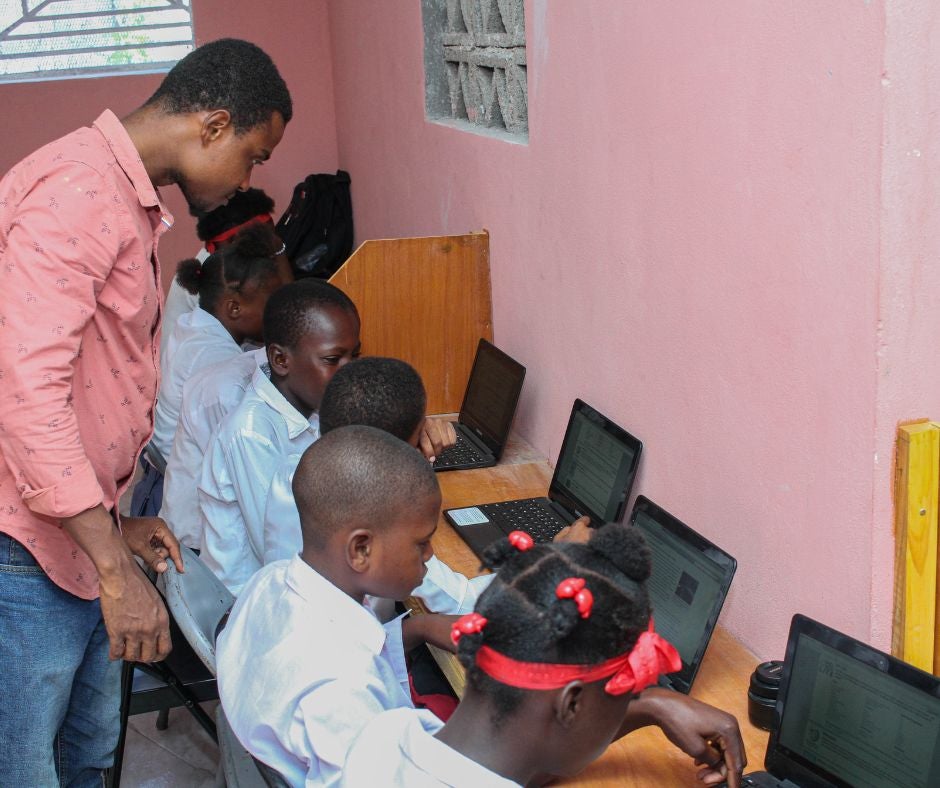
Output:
[433,339,526,472]
[444,399,642,557]
[736,614,940,787]
[630,496,736,694]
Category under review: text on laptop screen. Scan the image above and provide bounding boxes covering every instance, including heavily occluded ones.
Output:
[778,633,940,788]
[462,345,522,444]
[554,410,636,521]
[634,510,727,664]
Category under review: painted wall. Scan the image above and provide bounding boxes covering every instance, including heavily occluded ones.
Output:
[0,0,338,286]
[327,1,902,659]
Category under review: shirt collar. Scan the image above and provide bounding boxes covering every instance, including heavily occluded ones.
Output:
[250,364,315,440]
[183,307,237,340]
[285,555,385,655]
[92,109,172,221]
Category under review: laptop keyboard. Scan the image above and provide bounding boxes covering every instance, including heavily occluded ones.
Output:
[479,499,568,543]
[433,434,486,469]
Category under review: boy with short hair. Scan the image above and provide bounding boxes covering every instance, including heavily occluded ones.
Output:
[198,279,360,593]
[217,426,457,786]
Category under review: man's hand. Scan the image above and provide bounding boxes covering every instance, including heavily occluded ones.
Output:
[98,563,172,663]
[402,613,461,653]
[553,516,593,544]
[122,516,184,574]
[621,688,746,787]
[61,505,173,662]
[418,417,457,462]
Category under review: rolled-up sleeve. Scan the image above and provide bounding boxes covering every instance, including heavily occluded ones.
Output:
[0,163,120,520]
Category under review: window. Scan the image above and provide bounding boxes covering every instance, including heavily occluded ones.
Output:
[0,0,195,84]
[422,0,528,140]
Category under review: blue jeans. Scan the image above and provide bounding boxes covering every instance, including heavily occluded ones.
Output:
[0,532,121,786]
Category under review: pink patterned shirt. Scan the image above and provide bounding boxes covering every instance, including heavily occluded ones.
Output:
[0,110,173,599]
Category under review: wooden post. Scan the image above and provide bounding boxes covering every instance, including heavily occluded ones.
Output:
[892,421,940,672]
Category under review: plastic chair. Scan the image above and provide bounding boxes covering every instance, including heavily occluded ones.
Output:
[216,705,269,788]
[160,544,235,675]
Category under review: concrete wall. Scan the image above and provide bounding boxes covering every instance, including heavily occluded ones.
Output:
[326,0,922,660]
[0,0,338,286]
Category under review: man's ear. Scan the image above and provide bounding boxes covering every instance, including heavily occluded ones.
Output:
[346,529,374,573]
[267,343,289,379]
[554,681,586,728]
[201,109,233,145]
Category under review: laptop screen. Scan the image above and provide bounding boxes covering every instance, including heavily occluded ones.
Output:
[769,616,940,787]
[459,340,526,456]
[631,496,736,693]
[550,400,642,523]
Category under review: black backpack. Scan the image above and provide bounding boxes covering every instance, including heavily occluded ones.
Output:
[275,170,354,279]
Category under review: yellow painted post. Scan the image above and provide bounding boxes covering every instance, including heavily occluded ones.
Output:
[892,421,940,672]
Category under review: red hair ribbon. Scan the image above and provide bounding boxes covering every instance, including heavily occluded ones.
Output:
[556,577,594,619]
[507,530,534,551]
[473,619,681,696]
[450,612,488,645]
[205,213,274,253]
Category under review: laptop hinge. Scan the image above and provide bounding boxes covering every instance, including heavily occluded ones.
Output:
[458,423,494,457]
[548,499,575,524]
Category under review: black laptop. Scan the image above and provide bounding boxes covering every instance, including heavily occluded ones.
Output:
[444,399,642,557]
[433,339,526,472]
[735,614,940,787]
[630,496,736,694]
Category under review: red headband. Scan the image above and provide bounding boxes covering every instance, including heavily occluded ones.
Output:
[472,619,681,695]
[205,213,274,253]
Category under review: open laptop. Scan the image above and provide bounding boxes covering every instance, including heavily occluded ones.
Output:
[444,399,642,557]
[735,614,940,787]
[630,496,736,694]
[433,339,526,472]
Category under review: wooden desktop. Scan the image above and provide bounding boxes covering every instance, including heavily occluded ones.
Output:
[425,424,770,786]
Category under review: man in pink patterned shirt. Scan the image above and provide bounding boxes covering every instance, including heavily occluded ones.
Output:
[0,39,292,786]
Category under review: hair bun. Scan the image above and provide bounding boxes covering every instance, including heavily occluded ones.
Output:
[480,537,518,571]
[587,523,651,582]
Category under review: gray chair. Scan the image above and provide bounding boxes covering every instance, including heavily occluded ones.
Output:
[160,544,234,675]
[165,548,289,787]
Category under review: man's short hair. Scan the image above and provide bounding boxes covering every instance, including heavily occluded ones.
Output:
[262,279,358,350]
[319,358,426,443]
[293,425,439,550]
[146,38,292,132]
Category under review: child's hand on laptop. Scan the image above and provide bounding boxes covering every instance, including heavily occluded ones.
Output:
[419,417,457,462]
[553,516,592,544]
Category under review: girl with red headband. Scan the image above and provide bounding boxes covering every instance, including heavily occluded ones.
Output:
[341,523,745,787]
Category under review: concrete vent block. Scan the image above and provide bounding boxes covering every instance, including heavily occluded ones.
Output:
[425,0,528,139]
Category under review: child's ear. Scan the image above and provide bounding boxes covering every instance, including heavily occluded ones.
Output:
[346,529,374,573]
[267,343,289,378]
[223,295,241,322]
[554,681,586,728]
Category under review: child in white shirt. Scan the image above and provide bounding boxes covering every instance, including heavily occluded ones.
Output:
[160,187,277,360]
[198,279,360,593]
[342,524,745,787]
[217,426,457,787]
[152,222,292,461]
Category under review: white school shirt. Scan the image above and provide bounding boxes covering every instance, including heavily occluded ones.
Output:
[160,246,208,361]
[341,708,519,788]
[159,347,266,549]
[262,455,496,614]
[198,365,320,594]
[217,556,412,788]
[152,307,242,460]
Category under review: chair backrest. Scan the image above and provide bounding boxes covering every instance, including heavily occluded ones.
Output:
[161,545,235,675]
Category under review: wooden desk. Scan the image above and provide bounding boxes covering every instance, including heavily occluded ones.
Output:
[428,437,770,786]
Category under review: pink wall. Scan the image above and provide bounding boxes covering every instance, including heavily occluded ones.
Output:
[871,1,940,647]
[0,0,338,287]
[328,1,892,659]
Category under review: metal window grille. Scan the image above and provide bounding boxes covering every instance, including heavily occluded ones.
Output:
[0,0,194,83]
